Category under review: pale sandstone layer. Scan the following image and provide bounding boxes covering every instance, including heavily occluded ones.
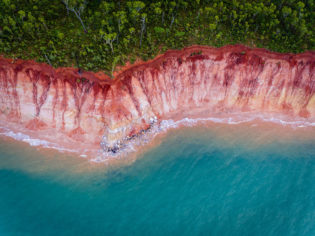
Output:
[0,45,314,154]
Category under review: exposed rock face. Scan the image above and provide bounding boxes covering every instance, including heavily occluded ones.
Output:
[0,45,314,153]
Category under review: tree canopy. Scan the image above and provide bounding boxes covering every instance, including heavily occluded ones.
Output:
[0,0,314,74]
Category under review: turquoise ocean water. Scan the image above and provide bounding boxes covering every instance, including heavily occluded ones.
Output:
[0,122,315,236]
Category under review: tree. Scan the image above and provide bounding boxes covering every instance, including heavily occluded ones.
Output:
[113,10,127,43]
[100,29,117,53]
[62,0,87,33]
[282,6,292,18]
[127,1,145,21]
[139,13,146,47]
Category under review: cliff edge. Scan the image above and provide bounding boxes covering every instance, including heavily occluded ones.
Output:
[0,45,314,156]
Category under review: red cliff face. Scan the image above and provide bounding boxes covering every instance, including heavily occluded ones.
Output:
[0,45,314,154]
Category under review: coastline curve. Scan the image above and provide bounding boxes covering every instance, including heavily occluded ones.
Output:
[0,45,314,160]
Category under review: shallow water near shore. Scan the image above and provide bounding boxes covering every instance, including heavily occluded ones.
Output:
[0,122,315,235]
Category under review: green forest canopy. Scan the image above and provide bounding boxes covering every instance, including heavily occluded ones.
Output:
[0,0,314,74]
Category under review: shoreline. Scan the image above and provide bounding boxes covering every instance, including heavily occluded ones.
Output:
[1,112,314,165]
[1,44,314,162]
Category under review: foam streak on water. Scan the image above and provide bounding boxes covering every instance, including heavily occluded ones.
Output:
[93,113,315,162]
[0,126,78,154]
[1,113,315,162]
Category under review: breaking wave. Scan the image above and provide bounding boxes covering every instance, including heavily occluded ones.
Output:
[1,113,314,163]
[0,126,79,154]
[91,114,315,163]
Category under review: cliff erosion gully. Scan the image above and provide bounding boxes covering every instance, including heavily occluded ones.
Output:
[0,45,314,157]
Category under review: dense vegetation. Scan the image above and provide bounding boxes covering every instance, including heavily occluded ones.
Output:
[0,0,314,74]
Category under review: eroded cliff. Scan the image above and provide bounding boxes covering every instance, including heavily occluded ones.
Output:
[0,45,314,155]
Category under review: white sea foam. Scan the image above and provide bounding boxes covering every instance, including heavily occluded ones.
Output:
[1,113,314,163]
[92,114,315,162]
[159,115,315,130]
[0,127,78,154]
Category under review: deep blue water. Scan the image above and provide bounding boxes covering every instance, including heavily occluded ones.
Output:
[0,124,315,236]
